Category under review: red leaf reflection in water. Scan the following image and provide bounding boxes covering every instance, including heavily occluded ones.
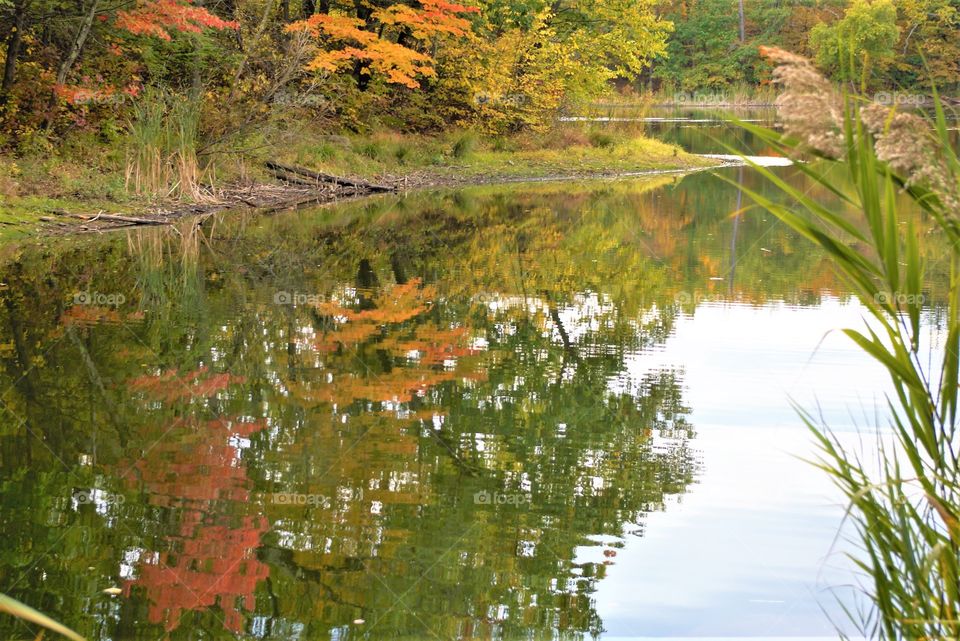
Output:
[124,417,269,632]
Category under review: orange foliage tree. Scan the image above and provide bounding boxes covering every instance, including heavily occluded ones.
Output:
[287,0,479,88]
[289,278,485,406]
[121,417,271,633]
[120,364,269,634]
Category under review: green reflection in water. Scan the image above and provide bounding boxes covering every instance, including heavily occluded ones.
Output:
[0,169,948,640]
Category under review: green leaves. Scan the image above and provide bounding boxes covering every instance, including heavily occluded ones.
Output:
[809,0,900,85]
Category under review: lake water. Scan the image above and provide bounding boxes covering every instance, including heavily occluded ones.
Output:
[0,114,949,640]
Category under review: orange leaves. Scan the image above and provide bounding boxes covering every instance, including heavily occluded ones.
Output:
[314,280,434,350]
[288,13,432,88]
[287,0,478,88]
[317,279,435,326]
[288,278,484,408]
[363,40,434,89]
[315,322,380,352]
[52,82,141,105]
[377,0,477,38]
[291,13,377,44]
[380,324,477,366]
[115,0,238,41]
[61,305,145,326]
[289,369,461,405]
[305,48,364,73]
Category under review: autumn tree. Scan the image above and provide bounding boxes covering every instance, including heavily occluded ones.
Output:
[0,0,237,131]
[287,0,479,90]
[447,0,670,129]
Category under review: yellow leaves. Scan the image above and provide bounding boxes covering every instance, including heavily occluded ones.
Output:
[452,22,570,131]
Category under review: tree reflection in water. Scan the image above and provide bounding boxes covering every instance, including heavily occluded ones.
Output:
[0,177,827,640]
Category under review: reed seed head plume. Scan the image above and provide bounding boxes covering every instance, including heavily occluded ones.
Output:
[860,102,959,212]
[760,46,845,159]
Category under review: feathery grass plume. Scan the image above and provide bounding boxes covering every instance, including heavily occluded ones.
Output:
[860,102,960,212]
[759,46,845,159]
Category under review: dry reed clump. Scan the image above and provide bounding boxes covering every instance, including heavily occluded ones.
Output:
[125,91,211,202]
[733,59,960,638]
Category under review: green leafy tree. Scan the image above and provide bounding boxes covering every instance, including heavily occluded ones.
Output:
[809,0,900,86]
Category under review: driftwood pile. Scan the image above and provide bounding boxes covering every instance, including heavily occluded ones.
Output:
[35,162,397,234]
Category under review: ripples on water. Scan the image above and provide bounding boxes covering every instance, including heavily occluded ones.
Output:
[0,115,948,640]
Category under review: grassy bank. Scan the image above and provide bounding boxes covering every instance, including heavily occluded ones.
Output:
[0,125,716,241]
[283,129,714,181]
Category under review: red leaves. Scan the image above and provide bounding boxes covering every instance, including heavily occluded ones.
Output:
[121,416,270,633]
[115,0,238,41]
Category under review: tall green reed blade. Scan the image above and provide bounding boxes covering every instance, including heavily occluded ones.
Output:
[724,67,960,639]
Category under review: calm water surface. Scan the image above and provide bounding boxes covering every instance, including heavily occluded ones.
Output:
[0,118,949,640]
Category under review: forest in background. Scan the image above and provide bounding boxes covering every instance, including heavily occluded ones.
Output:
[0,0,956,209]
[651,0,959,95]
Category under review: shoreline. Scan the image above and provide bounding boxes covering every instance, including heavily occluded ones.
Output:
[12,154,736,239]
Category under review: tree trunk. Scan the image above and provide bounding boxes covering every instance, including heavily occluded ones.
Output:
[737,0,745,43]
[351,0,372,89]
[55,0,99,85]
[302,0,314,18]
[1,0,29,97]
[229,0,277,95]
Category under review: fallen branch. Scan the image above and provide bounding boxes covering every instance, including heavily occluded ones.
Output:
[265,160,394,192]
[266,169,317,188]
[51,210,171,226]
